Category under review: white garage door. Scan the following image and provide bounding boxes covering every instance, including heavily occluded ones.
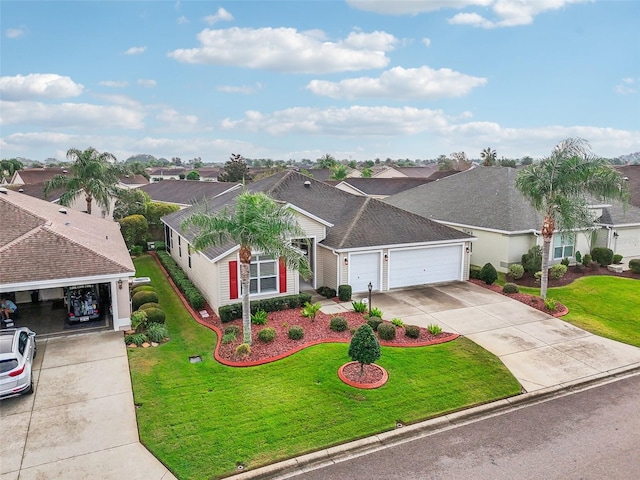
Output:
[349,252,381,292]
[613,229,640,257]
[389,245,462,289]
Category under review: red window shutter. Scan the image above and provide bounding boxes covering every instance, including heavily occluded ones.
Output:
[279,257,287,293]
[229,261,239,299]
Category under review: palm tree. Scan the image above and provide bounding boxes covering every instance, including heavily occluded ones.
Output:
[480,147,497,166]
[44,147,125,215]
[330,164,349,180]
[182,190,311,344]
[515,138,628,299]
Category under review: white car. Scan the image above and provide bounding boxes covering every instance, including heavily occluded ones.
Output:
[0,327,37,398]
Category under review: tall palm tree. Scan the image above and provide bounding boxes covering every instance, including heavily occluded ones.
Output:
[480,147,497,166]
[182,190,311,344]
[515,138,628,299]
[330,164,349,180]
[44,147,125,215]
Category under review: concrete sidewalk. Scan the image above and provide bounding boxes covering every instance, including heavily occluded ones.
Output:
[317,281,640,392]
[0,330,177,480]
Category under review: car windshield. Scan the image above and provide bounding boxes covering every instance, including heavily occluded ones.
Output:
[0,359,19,374]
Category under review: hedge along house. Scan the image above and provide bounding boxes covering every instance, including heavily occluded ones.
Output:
[161,171,475,314]
[384,166,640,273]
[0,187,135,334]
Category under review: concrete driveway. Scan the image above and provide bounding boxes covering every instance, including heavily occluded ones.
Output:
[0,330,176,480]
[320,281,640,392]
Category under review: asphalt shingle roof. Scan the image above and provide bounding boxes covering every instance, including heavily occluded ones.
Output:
[139,180,241,205]
[325,177,434,196]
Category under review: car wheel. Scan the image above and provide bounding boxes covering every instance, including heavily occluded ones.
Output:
[33,344,37,359]
[26,379,34,395]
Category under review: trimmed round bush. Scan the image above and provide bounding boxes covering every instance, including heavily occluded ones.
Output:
[132,285,155,295]
[139,302,161,311]
[288,326,304,340]
[146,322,168,343]
[550,263,567,280]
[591,247,614,266]
[366,316,383,331]
[377,323,396,341]
[613,254,623,264]
[338,284,352,302]
[469,265,482,280]
[629,259,640,274]
[502,282,520,294]
[235,343,251,357]
[508,264,524,280]
[404,325,420,339]
[257,327,276,343]
[330,316,348,332]
[480,263,498,285]
[222,333,236,344]
[224,325,241,336]
[144,307,165,325]
[132,291,159,311]
[582,253,592,267]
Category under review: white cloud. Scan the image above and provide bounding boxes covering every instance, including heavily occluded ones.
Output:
[124,46,147,55]
[422,37,432,47]
[203,7,234,25]
[168,27,396,73]
[217,83,262,94]
[137,79,157,88]
[5,26,27,38]
[347,0,493,15]
[614,77,637,95]
[99,80,128,88]
[306,66,486,100]
[0,100,145,129]
[156,108,199,131]
[177,16,189,25]
[0,74,84,100]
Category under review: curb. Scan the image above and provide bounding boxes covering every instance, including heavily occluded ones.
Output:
[231,362,640,479]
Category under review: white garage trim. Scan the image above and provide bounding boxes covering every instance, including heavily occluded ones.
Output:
[389,245,463,289]
[348,251,382,293]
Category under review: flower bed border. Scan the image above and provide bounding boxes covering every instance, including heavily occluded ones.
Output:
[338,362,389,389]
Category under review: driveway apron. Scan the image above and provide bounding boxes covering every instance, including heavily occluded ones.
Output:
[0,330,177,480]
[326,281,640,393]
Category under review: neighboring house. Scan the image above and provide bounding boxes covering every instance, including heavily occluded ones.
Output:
[325,177,434,199]
[384,166,640,272]
[161,171,474,314]
[139,180,241,208]
[0,187,134,331]
[296,168,359,182]
[146,167,187,182]
[118,174,149,189]
[372,165,440,179]
[195,167,221,181]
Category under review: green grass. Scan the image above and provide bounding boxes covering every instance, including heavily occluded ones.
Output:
[519,276,640,347]
[130,255,521,480]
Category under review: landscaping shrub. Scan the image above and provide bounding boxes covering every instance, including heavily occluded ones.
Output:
[561,257,570,267]
[582,253,592,267]
[404,325,420,339]
[218,293,311,322]
[522,245,543,273]
[154,241,166,251]
[184,287,205,310]
[130,245,144,256]
[288,326,304,340]
[338,285,352,302]
[366,316,383,331]
[427,324,442,335]
[480,263,498,285]
[235,343,251,357]
[502,283,519,294]
[613,254,623,264]
[132,285,156,295]
[132,291,159,311]
[301,301,322,321]
[144,307,166,325]
[370,306,383,318]
[348,324,380,373]
[469,264,482,280]
[508,264,524,280]
[316,286,336,298]
[352,300,367,313]
[591,247,614,266]
[251,309,268,325]
[391,318,404,327]
[139,302,161,311]
[575,251,582,264]
[257,327,276,343]
[130,310,148,332]
[222,333,236,344]
[629,259,640,274]
[377,323,396,341]
[125,333,148,346]
[550,264,567,280]
[156,250,206,311]
[329,316,348,332]
[544,298,557,312]
[224,325,241,336]
[534,271,542,283]
[146,322,168,343]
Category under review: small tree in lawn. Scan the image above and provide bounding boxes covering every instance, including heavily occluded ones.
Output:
[348,324,381,376]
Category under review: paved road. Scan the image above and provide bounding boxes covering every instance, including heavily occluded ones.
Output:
[282,373,640,480]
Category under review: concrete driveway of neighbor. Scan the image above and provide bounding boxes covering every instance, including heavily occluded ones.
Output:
[318,281,640,392]
[0,330,177,480]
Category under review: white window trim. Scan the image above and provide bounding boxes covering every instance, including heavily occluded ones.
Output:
[553,233,575,259]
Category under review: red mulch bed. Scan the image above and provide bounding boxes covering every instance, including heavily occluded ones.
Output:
[509,264,638,288]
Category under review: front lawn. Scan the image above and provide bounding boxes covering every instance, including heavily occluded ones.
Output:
[129,255,521,480]
[519,276,640,348]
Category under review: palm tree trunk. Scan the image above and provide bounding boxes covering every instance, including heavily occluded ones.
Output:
[240,261,252,344]
[85,193,93,215]
[540,215,555,300]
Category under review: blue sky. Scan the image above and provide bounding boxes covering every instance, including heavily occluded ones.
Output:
[1,0,639,163]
